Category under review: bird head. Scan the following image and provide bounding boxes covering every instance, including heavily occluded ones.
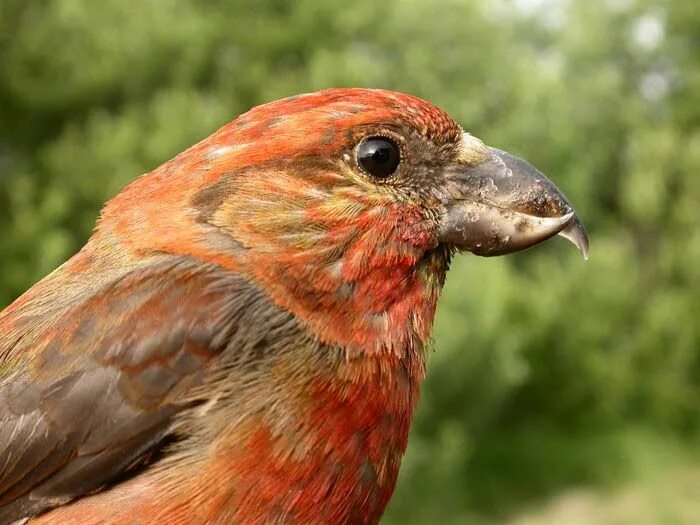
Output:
[101,88,587,355]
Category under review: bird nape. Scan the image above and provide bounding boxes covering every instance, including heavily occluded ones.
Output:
[0,88,587,525]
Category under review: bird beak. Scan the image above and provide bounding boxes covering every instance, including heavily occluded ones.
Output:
[438,147,589,259]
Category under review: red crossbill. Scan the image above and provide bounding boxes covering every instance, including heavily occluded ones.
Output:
[0,89,587,524]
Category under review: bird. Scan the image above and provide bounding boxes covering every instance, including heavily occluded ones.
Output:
[0,88,588,525]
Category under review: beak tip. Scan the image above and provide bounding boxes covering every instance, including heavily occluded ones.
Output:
[558,217,589,261]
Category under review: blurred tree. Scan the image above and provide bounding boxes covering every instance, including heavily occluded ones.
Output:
[0,0,697,522]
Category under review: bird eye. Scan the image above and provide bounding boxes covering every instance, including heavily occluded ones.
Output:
[356,137,400,179]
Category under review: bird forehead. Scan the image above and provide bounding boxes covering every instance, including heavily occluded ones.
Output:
[238,88,462,149]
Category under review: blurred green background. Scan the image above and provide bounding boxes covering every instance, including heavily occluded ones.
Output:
[0,0,698,523]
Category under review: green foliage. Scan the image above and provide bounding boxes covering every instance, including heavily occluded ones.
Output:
[0,0,697,522]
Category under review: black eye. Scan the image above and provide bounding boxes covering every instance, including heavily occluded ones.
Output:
[356,137,400,179]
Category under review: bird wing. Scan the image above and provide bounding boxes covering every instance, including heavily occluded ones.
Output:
[0,256,242,522]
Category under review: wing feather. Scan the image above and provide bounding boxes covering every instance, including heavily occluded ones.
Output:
[0,257,239,522]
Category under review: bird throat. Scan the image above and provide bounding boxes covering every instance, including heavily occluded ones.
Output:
[239,230,451,358]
